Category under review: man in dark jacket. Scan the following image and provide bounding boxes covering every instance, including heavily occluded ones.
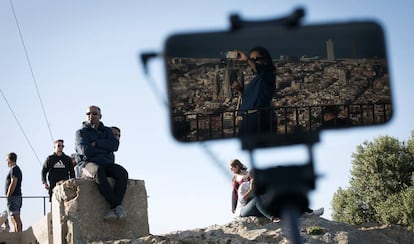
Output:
[41,139,75,201]
[75,105,128,221]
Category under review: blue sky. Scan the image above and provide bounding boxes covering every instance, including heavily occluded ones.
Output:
[0,0,413,235]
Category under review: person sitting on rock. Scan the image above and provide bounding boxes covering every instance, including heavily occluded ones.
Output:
[230,159,249,214]
[234,170,324,221]
[75,105,129,222]
[234,171,278,222]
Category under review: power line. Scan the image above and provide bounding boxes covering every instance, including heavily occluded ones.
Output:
[0,89,42,166]
[9,0,54,143]
[200,142,233,180]
[142,56,231,180]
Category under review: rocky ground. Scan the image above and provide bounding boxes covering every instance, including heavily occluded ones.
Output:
[90,215,414,244]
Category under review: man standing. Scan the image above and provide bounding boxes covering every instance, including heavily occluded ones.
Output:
[41,139,75,201]
[5,152,23,232]
[75,105,128,221]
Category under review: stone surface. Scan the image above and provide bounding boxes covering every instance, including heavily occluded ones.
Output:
[2,189,414,243]
[90,216,414,243]
[0,213,51,244]
[52,178,149,243]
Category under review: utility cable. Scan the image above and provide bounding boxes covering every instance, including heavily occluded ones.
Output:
[9,0,54,143]
[141,53,230,180]
[1,89,43,166]
[140,52,168,107]
[200,142,233,180]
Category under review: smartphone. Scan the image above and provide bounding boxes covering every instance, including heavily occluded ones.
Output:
[226,50,238,59]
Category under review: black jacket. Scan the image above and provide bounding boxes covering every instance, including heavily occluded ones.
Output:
[41,153,75,184]
[75,121,119,165]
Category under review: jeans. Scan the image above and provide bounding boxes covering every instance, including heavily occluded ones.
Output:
[240,197,272,220]
[84,162,129,209]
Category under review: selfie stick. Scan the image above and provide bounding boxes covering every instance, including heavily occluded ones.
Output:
[231,8,318,244]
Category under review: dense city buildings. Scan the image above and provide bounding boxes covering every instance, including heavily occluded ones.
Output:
[167,56,391,141]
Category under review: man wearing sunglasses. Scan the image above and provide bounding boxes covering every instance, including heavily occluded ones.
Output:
[75,105,128,222]
[41,139,75,202]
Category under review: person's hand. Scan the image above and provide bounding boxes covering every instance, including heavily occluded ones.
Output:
[235,50,248,62]
[91,141,96,147]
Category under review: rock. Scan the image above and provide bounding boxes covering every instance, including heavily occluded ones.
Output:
[91,215,414,243]
[49,178,414,243]
[52,178,149,243]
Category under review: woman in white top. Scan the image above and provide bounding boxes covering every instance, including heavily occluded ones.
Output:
[230,159,249,214]
[236,170,324,219]
[234,171,275,221]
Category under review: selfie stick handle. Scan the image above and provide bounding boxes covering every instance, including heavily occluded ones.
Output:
[281,205,302,243]
[250,143,316,244]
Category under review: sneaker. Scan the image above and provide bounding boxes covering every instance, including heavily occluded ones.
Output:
[271,217,280,223]
[115,205,127,220]
[312,207,324,216]
[104,209,117,222]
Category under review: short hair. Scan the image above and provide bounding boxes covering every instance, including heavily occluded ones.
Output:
[89,105,101,114]
[54,139,64,144]
[7,152,17,162]
[111,126,121,133]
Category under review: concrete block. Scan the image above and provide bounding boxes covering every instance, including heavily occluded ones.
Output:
[52,178,149,243]
[0,213,51,244]
[22,213,52,243]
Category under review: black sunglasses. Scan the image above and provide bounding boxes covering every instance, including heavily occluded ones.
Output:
[249,57,264,62]
[86,112,99,116]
